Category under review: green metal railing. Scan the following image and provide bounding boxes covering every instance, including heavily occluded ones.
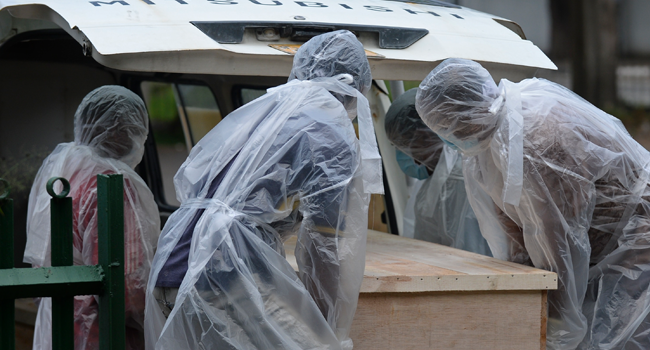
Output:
[0,174,126,350]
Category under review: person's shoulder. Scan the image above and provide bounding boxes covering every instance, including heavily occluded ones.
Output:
[518,78,576,99]
[300,104,357,145]
[261,81,358,148]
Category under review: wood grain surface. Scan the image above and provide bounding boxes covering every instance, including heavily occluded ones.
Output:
[284,230,558,293]
[350,290,547,350]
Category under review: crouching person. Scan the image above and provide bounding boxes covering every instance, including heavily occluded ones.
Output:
[24,86,161,350]
[145,30,383,350]
[384,88,490,255]
[416,58,650,350]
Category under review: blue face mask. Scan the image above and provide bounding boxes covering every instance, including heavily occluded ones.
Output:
[396,149,430,180]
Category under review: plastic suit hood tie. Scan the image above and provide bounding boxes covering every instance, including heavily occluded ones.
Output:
[495,80,524,207]
[180,197,235,211]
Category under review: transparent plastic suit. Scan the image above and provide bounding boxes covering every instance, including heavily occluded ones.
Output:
[24,86,160,350]
[144,30,383,350]
[385,88,490,255]
[416,58,650,350]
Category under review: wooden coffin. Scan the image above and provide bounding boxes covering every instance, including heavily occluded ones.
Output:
[284,230,558,350]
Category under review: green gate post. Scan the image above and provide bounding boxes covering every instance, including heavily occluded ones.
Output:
[0,174,126,350]
[47,178,74,350]
[97,174,125,350]
[0,179,15,350]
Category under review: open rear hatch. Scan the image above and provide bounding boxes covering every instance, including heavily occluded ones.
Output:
[0,0,555,80]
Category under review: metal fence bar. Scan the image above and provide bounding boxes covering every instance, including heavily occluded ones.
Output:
[47,177,74,350]
[0,175,126,350]
[97,174,126,350]
[0,179,15,350]
[0,265,103,299]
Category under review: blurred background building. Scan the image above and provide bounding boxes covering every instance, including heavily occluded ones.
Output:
[444,0,650,147]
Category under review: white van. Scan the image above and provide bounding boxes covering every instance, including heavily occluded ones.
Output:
[0,0,555,259]
[1,1,558,348]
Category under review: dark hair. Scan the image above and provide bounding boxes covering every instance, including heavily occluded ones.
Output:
[384,89,444,169]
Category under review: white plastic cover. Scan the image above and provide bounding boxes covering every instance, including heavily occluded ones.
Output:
[288,31,372,97]
[384,88,489,255]
[413,146,491,256]
[145,31,383,350]
[24,86,160,350]
[417,58,650,349]
[402,178,424,239]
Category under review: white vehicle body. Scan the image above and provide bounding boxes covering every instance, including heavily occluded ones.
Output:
[1,0,554,78]
[0,0,555,246]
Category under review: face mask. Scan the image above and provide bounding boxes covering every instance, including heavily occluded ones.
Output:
[396,149,429,180]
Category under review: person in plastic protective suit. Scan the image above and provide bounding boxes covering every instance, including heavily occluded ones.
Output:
[384,88,490,255]
[144,30,383,350]
[416,58,650,350]
[24,86,161,350]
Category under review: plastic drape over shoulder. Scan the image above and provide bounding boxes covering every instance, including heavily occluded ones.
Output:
[417,58,650,350]
[145,31,382,350]
[385,87,489,255]
[24,86,160,350]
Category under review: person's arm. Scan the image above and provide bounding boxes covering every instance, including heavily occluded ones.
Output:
[122,176,160,329]
[78,174,159,330]
[296,174,365,345]
[291,113,365,347]
[516,162,592,349]
[463,157,529,263]
[463,149,591,349]
[122,181,148,321]
[492,205,531,265]
[581,191,650,348]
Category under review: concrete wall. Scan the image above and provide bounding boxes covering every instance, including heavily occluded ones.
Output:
[447,0,650,58]
[457,0,552,53]
[619,0,650,56]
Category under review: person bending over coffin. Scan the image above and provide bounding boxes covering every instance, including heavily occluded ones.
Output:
[145,30,383,350]
[416,58,650,350]
[384,88,490,255]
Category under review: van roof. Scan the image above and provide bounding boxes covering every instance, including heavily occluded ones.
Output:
[1,0,556,80]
